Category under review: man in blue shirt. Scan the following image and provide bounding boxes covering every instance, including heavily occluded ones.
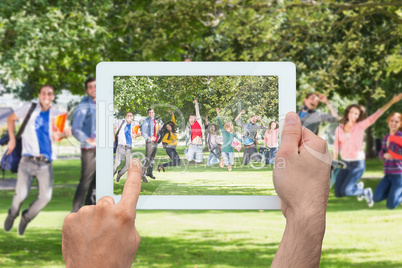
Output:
[141,108,159,183]
[71,78,97,212]
[297,93,339,135]
[113,112,141,182]
[4,85,70,235]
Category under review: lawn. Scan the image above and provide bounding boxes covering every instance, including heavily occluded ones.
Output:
[0,159,401,267]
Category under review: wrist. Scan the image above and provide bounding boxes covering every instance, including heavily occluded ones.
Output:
[286,209,326,238]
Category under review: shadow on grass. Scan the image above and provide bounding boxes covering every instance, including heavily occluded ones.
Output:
[0,228,64,267]
[135,231,278,267]
[321,248,402,268]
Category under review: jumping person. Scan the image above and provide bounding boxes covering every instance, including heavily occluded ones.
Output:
[333,94,402,207]
[373,112,402,209]
[4,85,70,235]
[217,108,242,171]
[263,121,279,164]
[184,99,204,163]
[297,93,340,134]
[113,112,141,182]
[157,110,181,172]
[71,78,97,213]
[235,110,266,166]
[205,115,220,166]
[141,108,159,183]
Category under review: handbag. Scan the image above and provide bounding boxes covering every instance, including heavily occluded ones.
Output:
[114,120,125,154]
[1,103,37,174]
[231,137,242,152]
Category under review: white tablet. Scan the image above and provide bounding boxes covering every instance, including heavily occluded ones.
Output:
[96,62,295,210]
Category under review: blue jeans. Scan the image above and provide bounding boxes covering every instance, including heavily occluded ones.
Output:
[373,174,402,209]
[222,152,235,166]
[266,147,278,164]
[207,150,220,166]
[185,144,203,163]
[334,160,365,197]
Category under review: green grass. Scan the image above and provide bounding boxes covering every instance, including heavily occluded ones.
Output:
[0,159,401,267]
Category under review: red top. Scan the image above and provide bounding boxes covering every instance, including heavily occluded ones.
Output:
[152,119,158,141]
[191,121,202,141]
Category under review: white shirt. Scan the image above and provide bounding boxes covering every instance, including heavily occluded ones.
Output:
[15,102,64,160]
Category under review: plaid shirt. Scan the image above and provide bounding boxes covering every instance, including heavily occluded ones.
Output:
[380,131,402,174]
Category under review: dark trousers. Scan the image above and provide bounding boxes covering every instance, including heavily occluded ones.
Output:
[72,149,96,212]
[142,142,158,177]
[243,145,261,165]
[162,147,181,168]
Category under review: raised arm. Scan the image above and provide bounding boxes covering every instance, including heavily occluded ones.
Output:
[216,108,224,131]
[194,99,202,126]
[168,110,175,124]
[319,94,340,120]
[361,93,402,130]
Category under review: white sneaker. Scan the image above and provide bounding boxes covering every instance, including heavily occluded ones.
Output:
[357,182,364,201]
[364,188,374,208]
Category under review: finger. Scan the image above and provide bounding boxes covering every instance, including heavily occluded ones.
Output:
[118,158,142,217]
[97,196,115,208]
[299,127,332,166]
[278,112,302,156]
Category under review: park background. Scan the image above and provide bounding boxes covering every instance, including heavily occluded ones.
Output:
[0,1,401,267]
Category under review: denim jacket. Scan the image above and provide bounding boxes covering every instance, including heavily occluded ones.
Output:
[72,95,96,149]
[142,117,155,143]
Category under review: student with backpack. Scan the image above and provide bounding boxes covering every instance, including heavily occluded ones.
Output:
[113,111,141,182]
[4,85,70,235]
[235,110,266,166]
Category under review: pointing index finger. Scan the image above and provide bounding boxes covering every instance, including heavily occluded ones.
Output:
[118,158,142,217]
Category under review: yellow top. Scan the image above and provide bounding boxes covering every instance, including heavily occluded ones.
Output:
[162,114,177,146]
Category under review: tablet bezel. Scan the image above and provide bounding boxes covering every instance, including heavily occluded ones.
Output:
[96,62,295,210]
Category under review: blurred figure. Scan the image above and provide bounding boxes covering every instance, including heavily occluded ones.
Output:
[184,99,204,163]
[235,110,266,165]
[71,77,97,212]
[158,110,181,172]
[373,112,402,209]
[333,94,402,207]
[4,85,70,235]
[114,111,140,182]
[297,93,339,135]
[141,108,159,182]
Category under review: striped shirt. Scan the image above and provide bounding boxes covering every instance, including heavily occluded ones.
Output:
[380,131,402,174]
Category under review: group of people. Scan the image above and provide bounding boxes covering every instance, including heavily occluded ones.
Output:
[113,99,280,183]
[298,92,402,209]
[4,78,97,235]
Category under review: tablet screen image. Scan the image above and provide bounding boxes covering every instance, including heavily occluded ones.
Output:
[112,75,279,196]
[96,62,295,209]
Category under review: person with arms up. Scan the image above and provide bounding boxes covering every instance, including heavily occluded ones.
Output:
[71,77,97,212]
[114,111,141,182]
[263,121,279,164]
[216,108,242,171]
[62,112,332,267]
[205,115,221,166]
[373,112,402,209]
[235,110,267,165]
[333,94,402,207]
[297,92,340,135]
[141,108,159,182]
[184,99,204,163]
[4,85,70,235]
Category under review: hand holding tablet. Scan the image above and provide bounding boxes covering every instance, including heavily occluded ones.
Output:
[62,159,142,267]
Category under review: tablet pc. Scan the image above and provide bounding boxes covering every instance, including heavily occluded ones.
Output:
[97,62,295,209]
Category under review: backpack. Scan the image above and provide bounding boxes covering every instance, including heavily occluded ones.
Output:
[1,103,37,176]
[113,120,125,154]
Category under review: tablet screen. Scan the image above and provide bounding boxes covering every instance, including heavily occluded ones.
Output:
[112,75,279,196]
